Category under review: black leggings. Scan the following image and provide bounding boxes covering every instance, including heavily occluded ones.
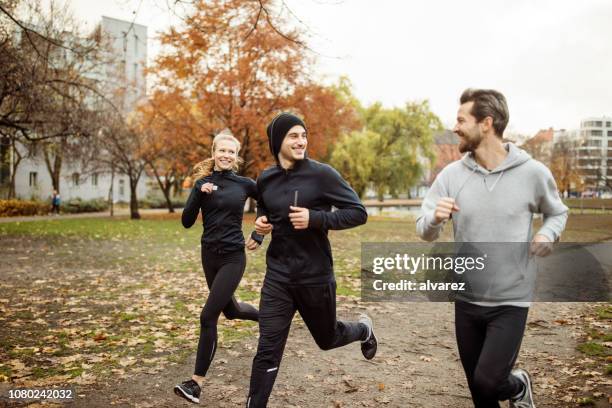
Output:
[194,247,259,377]
[246,278,367,407]
[455,301,528,408]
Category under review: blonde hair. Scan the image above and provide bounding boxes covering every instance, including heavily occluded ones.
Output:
[191,131,244,182]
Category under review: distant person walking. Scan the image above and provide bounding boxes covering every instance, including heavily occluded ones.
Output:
[51,190,61,215]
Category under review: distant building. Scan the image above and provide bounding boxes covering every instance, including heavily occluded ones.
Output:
[100,16,147,112]
[406,130,462,198]
[576,117,612,192]
[5,17,153,202]
[521,127,554,165]
[553,128,581,143]
[428,129,462,183]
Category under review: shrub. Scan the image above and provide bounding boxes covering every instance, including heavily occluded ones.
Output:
[140,197,186,209]
[0,200,49,217]
[61,198,109,214]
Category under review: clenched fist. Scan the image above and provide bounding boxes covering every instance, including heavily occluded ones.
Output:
[433,197,460,224]
[255,216,273,235]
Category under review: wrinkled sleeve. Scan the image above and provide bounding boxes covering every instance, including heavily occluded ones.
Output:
[308,166,368,230]
[416,172,448,241]
[535,168,568,242]
[181,179,203,228]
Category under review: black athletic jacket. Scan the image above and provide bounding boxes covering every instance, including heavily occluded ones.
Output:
[182,170,262,252]
[257,158,367,284]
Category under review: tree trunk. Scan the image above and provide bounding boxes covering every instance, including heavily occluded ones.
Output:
[129,168,143,220]
[108,164,115,217]
[129,180,140,219]
[8,157,20,199]
[7,139,22,199]
[8,173,16,199]
[149,163,174,213]
[43,140,64,193]
[164,187,175,213]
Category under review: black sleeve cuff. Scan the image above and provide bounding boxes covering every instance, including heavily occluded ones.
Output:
[250,230,264,245]
[308,209,324,229]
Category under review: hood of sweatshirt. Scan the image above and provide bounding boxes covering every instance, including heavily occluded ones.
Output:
[456,143,532,194]
[461,143,531,174]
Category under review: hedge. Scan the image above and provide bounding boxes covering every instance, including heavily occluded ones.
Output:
[0,198,109,217]
[61,198,109,214]
[0,200,49,217]
[140,197,186,209]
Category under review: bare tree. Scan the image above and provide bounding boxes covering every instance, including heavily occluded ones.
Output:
[0,0,114,196]
[87,108,147,219]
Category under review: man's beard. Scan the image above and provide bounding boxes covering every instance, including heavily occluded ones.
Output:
[457,131,482,153]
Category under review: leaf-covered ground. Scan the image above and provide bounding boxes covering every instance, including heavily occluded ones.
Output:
[0,213,610,407]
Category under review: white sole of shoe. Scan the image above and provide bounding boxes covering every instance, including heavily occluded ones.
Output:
[174,385,200,404]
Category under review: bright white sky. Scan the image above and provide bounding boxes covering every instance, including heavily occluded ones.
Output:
[45,0,612,135]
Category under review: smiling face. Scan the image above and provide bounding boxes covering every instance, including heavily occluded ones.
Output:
[213,139,238,171]
[453,101,485,153]
[278,125,307,165]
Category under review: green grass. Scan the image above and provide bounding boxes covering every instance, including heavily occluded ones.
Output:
[577,342,609,357]
[0,217,192,240]
[31,366,64,379]
[0,365,11,378]
[2,212,612,385]
[596,305,612,320]
[336,284,359,297]
[576,397,596,406]
[173,301,188,314]
[235,287,259,301]
[587,329,612,342]
[219,322,257,343]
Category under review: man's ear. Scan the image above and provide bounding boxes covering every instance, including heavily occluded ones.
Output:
[481,116,494,133]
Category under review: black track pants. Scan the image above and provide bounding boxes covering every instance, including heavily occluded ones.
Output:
[246,278,368,407]
[194,247,259,376]
[455,301,528,408]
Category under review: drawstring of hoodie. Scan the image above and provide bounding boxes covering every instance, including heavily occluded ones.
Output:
[453,166,477,202]
[484,171,505,192]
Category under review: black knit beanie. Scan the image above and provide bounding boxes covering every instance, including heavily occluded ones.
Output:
[266,112,307,161]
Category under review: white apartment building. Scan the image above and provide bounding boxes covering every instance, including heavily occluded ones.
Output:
[3,16,153,203]
[576,117,612,192]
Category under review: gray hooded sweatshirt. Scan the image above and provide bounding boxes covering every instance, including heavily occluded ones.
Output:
[416,143,568,305]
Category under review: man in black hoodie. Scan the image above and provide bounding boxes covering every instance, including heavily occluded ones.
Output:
[245,113,377,407]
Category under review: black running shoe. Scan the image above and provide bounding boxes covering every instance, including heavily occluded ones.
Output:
[359,313,377,360]
[174,379,201,404]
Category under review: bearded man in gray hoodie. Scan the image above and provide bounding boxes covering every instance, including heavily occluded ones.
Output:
[417,89,568,408]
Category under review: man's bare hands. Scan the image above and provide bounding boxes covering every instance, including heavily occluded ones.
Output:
[289,206,309,229]
[255,216,272,235]
[434,197,460,224]
[530,234,553,257]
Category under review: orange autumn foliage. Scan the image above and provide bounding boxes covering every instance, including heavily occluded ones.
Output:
[138,0,360,181]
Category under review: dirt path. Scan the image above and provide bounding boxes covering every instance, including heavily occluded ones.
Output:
[65,301,583,408]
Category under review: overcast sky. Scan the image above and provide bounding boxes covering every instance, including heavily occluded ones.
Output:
[53,0,612,135]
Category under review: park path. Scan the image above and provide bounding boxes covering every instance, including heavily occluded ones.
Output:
[74,301,584,408]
